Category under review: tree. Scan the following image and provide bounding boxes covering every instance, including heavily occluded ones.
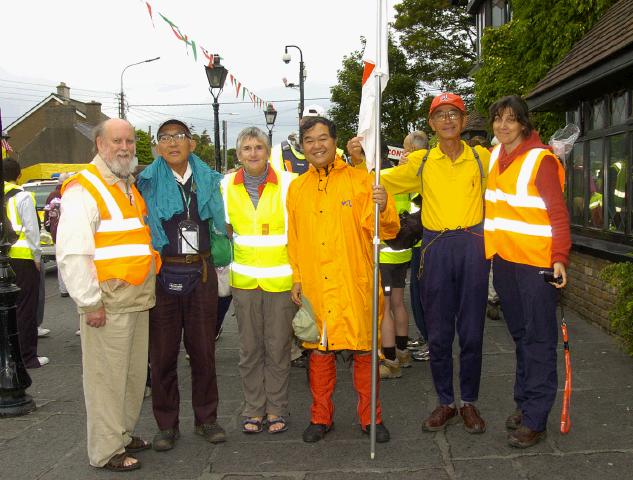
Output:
[191,129,215,166]
[135,129,154,165]
[329,36,421,149]
[393,0,476,101]
[474,0,618,138]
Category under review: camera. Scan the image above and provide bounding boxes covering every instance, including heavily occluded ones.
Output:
[282,53,291,64]
[539,270,563,285]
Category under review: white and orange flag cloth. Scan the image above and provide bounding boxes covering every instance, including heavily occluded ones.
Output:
[358,0,389,171]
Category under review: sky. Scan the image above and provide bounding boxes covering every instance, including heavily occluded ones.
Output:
[2,0,397,149]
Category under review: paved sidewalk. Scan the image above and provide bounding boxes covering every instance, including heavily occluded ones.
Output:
[1,271,633,479]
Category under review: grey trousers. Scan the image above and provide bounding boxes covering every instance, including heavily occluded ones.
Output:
[232,288,297,417]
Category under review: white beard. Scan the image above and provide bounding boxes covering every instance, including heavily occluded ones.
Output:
[103,152,138,180]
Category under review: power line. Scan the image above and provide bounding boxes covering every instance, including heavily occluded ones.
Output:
[0,78,117,96]
[129,97,330,107]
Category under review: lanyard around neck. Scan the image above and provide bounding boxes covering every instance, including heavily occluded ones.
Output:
[176,179,195,219]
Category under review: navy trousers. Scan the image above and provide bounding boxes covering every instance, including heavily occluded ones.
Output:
[493,255,558,432]
[421,226,489,405]
[409,246,427,340]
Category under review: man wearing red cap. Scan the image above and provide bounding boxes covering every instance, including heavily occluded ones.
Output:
[350,93,491,435]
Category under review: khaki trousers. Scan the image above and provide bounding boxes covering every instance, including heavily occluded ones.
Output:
[81,309,149,467]
[232,288,297,417]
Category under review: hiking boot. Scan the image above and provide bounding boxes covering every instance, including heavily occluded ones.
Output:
[302,423,331,443]
[379,357,402,379]
[507,425,546,448]
[396,348,412,368]
[460,403,486,434]
[153,428,180,451]
[505,409,522,430]
[362,423,390,443]
[422,405,458,432]
[195,422,226,444]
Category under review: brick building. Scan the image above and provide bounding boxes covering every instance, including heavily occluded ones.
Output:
[6,82,109,168]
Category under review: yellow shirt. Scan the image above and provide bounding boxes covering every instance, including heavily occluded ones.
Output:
[380,142,490,231]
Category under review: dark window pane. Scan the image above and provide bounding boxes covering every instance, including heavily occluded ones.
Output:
[610,92,627,126]
[571,142,584,225]
[589,139,604,228]
[492,0,507,27]
[608,134,627,232]
[588,99,605,131]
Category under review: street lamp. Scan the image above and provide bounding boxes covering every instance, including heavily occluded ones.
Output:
[264,104,277,144]
[282,45,305,126]
[119,56,160,119]
[205,55,228,172]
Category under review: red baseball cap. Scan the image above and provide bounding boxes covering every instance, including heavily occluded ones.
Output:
[429,93,466,117]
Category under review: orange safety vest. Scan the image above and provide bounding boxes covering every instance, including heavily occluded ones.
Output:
[62,164,160,285]
[484,146,564,268]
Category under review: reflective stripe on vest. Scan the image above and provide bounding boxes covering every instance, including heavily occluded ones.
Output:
[221,170,295,291]
[380,192,413,264]
[484,147,564,268]
[4,184,35,260]
[64,165,157,285]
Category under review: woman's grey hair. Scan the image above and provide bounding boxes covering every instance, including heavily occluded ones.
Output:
[408,131,429,150]
[236,127,270,154]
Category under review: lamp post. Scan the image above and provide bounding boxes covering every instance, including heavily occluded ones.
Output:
[205,55,228,172]
[0,110,35,417]
[119,56,160,119]
[264,104,278,144]
[282,45,305,125]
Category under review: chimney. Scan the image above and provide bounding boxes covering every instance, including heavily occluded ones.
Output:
[85,101,102,126]
[56,82,70,100]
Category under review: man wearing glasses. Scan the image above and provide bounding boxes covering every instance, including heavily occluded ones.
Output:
[368,93,492,435]
[137,119,228,452]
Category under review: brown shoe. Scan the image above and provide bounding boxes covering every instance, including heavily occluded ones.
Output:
[505,409,522,431]
[507,425,546,448]
[422,405,458,432]
[460,404,486,434]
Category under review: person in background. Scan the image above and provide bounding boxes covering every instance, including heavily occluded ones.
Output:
[44,173,72,298]
[3,157,46,368]
[485,95,570,448]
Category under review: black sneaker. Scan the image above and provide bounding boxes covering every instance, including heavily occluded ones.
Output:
[362,423,390,443]
[302,423,331,442]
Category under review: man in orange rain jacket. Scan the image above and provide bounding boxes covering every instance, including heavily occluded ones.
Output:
[287,116,400,444]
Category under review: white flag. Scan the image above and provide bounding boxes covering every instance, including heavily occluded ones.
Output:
[357,0,389,171]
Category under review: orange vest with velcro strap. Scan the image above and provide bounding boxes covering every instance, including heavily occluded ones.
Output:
[62,164,161,285]
[484,145,565,268]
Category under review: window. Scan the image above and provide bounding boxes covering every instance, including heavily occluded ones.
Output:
[492,0,510,27]
[589,139,604,229]
[611,91,627,126]
[571,143,585,225]
[587,98,606,131]
[608,134,627,232]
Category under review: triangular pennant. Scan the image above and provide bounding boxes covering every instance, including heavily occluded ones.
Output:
[145,2,155,28]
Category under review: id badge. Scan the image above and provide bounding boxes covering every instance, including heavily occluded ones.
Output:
[178,220,199,254]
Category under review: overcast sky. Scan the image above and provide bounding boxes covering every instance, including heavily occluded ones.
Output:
[2,0,397,148]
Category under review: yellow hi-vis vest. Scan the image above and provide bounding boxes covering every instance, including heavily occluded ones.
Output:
[221,170,296,291]
[380,193,413,264]
[4,182,35,260]
[484,146,565,268]
[61,165,160,285]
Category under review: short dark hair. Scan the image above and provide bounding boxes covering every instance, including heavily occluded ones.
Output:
[3,157,21,182]
[299,117,337,144]
[488,95,534,137]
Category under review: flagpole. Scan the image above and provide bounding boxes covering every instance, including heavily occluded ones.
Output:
[370,0,384,461]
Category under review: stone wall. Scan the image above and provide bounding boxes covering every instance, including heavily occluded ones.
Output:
[564,250,618,331]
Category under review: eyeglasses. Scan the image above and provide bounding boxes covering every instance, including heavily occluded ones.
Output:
[157,133,190,144]
[432,110,462,122]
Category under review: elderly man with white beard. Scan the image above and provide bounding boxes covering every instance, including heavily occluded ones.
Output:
[56,118,161,472]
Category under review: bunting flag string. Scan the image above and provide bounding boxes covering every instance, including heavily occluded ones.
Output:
[143,1,271,111]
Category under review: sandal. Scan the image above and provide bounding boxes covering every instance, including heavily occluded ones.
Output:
[125,436,151,453]
[267,416,288,434]
[242,417,264,434]
[104,452,141,472]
